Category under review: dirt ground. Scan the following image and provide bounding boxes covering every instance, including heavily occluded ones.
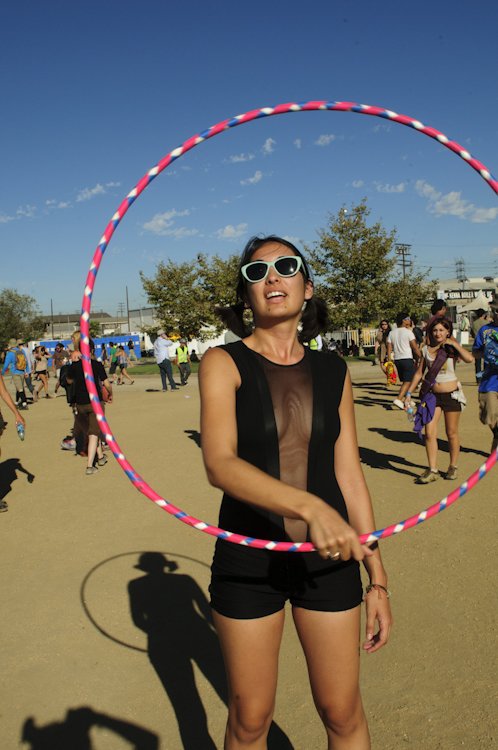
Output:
[2,360,497,749]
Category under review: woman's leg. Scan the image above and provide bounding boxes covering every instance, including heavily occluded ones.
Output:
[444,410,461,468]
[213,609,285,749]
[293,606,369,750]
[424,407,443,470]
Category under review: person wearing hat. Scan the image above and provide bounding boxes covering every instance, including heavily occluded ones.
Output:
[153,330,179,392]
[1,338,28,410]
[175,338,191,386]
[472,298,498,454]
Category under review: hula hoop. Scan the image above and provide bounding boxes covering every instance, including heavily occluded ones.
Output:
[80,100,498,551]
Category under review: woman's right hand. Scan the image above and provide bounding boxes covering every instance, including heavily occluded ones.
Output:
[305,498,373,561]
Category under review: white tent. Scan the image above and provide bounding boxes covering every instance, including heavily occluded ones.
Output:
[459,292,492,312]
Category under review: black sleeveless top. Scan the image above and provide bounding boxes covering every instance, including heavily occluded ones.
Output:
[218,341,349,542]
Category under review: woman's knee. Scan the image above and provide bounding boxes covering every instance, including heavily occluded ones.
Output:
[317,694,365,738]
[227,698,274,744]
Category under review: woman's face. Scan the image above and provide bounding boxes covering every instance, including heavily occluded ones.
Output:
[244,242,313,321]
[431,323,450,343]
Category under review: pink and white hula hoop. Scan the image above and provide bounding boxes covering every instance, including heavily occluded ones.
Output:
[80,100,498,551]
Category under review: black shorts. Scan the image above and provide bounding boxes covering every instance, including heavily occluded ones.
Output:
[435,391,462,413]
[109,362,118,374]
[210,540,363,619]
[395,358,416,383]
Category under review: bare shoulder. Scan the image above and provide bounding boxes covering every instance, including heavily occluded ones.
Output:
[199,346,241,389]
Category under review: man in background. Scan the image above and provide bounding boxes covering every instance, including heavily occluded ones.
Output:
[154,331,178,392]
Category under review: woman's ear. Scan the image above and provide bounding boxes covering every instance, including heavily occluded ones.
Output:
[304,279,314,301]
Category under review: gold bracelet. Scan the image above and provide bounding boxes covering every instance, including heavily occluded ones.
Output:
[364,583,391,599]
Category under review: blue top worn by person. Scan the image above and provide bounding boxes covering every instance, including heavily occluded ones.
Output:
[473,323,498,392]
[2,344,26,376]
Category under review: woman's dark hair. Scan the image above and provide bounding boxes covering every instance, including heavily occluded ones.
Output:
[379,319,391,334]
[426,316,457,356]
[216,234,328,341]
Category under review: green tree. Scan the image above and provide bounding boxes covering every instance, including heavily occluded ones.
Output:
[140,258,209,339]
[0,289,45,348]
[140,253,241,340]
[89,320,102,338]
[197,253,240,334]
[308,201,435,328]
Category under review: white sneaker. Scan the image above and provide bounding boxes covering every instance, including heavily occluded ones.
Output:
[393,398,405,410]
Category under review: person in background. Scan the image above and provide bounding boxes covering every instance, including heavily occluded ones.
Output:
[190,349,200,363]
[108,341,119,383]
[100,342,108,367]
[153,331,179,392]
[127,338,138,362]
[52,342,69,394]
[374,320,391,372]
[410,314,424,347]
[115,345,134,385]
[405,317,473,483]
[472,300,498,454]
[175,338,191,385]
[32,346,51,400]
[66,338,113,475]
[429,299,448,324]
[308,333,323,351]
[1,339,28,410]
[387,313,421,410]
[471,308,488,382]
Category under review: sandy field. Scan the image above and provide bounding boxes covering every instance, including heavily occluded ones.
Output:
[2,359,497,749]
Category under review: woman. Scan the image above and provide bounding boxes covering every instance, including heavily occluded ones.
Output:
[115,346,134,385]
[32,346,51,400]
[199,236,391,749]
[374,319,394,383]
[405,317,473,483]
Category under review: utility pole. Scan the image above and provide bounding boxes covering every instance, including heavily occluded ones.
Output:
[395,243,412,279]
[455,257,467,291]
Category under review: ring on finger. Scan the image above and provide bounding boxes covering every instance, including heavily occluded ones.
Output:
[327,550,341,560]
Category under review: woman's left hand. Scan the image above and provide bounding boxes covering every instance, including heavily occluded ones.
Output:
[362,587,393,654]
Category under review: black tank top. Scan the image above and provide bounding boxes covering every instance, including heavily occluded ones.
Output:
[218,341,349,542]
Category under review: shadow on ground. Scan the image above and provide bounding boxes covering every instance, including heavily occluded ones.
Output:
[21,707,158,749]
[369,427,489,457]
[128,552,293,749]
[184,429,201,448]
[0,458,35,501]
[359,447,425,477]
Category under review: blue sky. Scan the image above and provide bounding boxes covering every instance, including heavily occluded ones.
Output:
[1,1,498,317]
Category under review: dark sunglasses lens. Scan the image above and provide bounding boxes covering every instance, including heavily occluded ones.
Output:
[245,262,268,281]
[275,257,299,276]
